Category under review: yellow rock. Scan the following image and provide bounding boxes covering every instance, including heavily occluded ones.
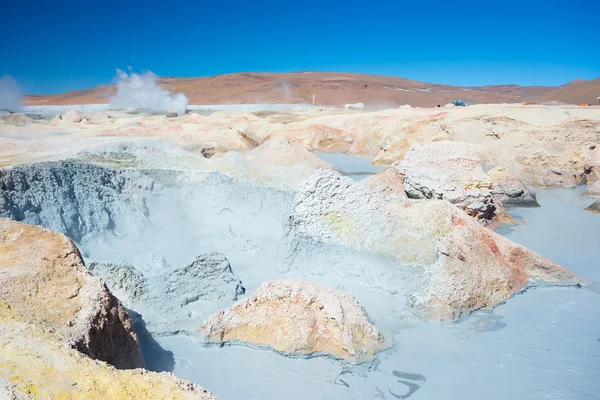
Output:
[0,316,216,399]
[200,280,388,363]
[0,219,217,399]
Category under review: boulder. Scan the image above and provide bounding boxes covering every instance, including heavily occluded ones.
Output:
[398,141,537,224]
[0,218,143,369]
[286,170,579,321]
[200,280,387,363]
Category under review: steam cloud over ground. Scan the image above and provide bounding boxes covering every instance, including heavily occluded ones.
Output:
[110,69,188,116]
[0,75,22,112]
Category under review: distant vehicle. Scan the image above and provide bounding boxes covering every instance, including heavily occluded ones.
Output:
[453,100,469,107]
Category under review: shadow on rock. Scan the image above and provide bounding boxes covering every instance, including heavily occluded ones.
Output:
[128,310,175,372]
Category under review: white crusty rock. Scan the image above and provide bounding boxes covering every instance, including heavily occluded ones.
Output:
[200,280,388,362]
[0,218,143,369]
[287,169,579,320]
[398,141,537,224]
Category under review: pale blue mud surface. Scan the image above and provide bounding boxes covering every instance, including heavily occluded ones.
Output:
[145,187,600,400]
[312,152,386,180]
[499,186,600,281]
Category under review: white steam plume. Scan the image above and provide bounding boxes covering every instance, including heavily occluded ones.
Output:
[110,69,188,116]
[0,75,22,112]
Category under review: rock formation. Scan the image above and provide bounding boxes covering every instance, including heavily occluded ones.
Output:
[200,280,387,363]
[398,141,537,224]
[360,167,407,201]
[0,161,154,243]
[286,169,579,320]
[1,113,34,126]
[50,109,85,125]
[247,136,334,170]
[0,218,143,369]
[0,317,216,399]
[581,143,600,196]
[585,199,600,214]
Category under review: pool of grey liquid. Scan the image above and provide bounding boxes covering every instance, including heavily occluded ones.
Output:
[142,186,600,400]
[312,152,386,179]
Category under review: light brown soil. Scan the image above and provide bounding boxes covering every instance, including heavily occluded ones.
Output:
[23,72,600,107]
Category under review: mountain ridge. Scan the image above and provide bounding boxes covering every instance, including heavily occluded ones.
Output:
[24,72,600,107]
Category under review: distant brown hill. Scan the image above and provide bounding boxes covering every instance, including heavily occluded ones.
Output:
[23,72,600,107]
[528,78,600,105]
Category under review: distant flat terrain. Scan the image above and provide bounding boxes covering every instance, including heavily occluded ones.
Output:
[24,72,600,107]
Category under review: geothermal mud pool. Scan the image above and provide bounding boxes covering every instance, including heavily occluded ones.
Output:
[1,160,596,399]
[143,188,600,400]
[1,104,599,399]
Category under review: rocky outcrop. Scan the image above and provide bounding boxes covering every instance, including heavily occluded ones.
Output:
[361,168,407,201]
[0,218,143,369]
[585,200,600,214]
[247,136,334,169]
[286,170,579,320]
[200,280,387,363]
[399,141,537,224]
[540,167,586,188]
[50,109,85,125]
[0,316,216,399]
[1,113,34,126]
[581,143,600,196]
[88,253,245,333]
[0,161,155,243]
[486,165,539,207]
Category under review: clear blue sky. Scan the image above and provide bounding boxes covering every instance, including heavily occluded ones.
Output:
[1,0,598,94]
